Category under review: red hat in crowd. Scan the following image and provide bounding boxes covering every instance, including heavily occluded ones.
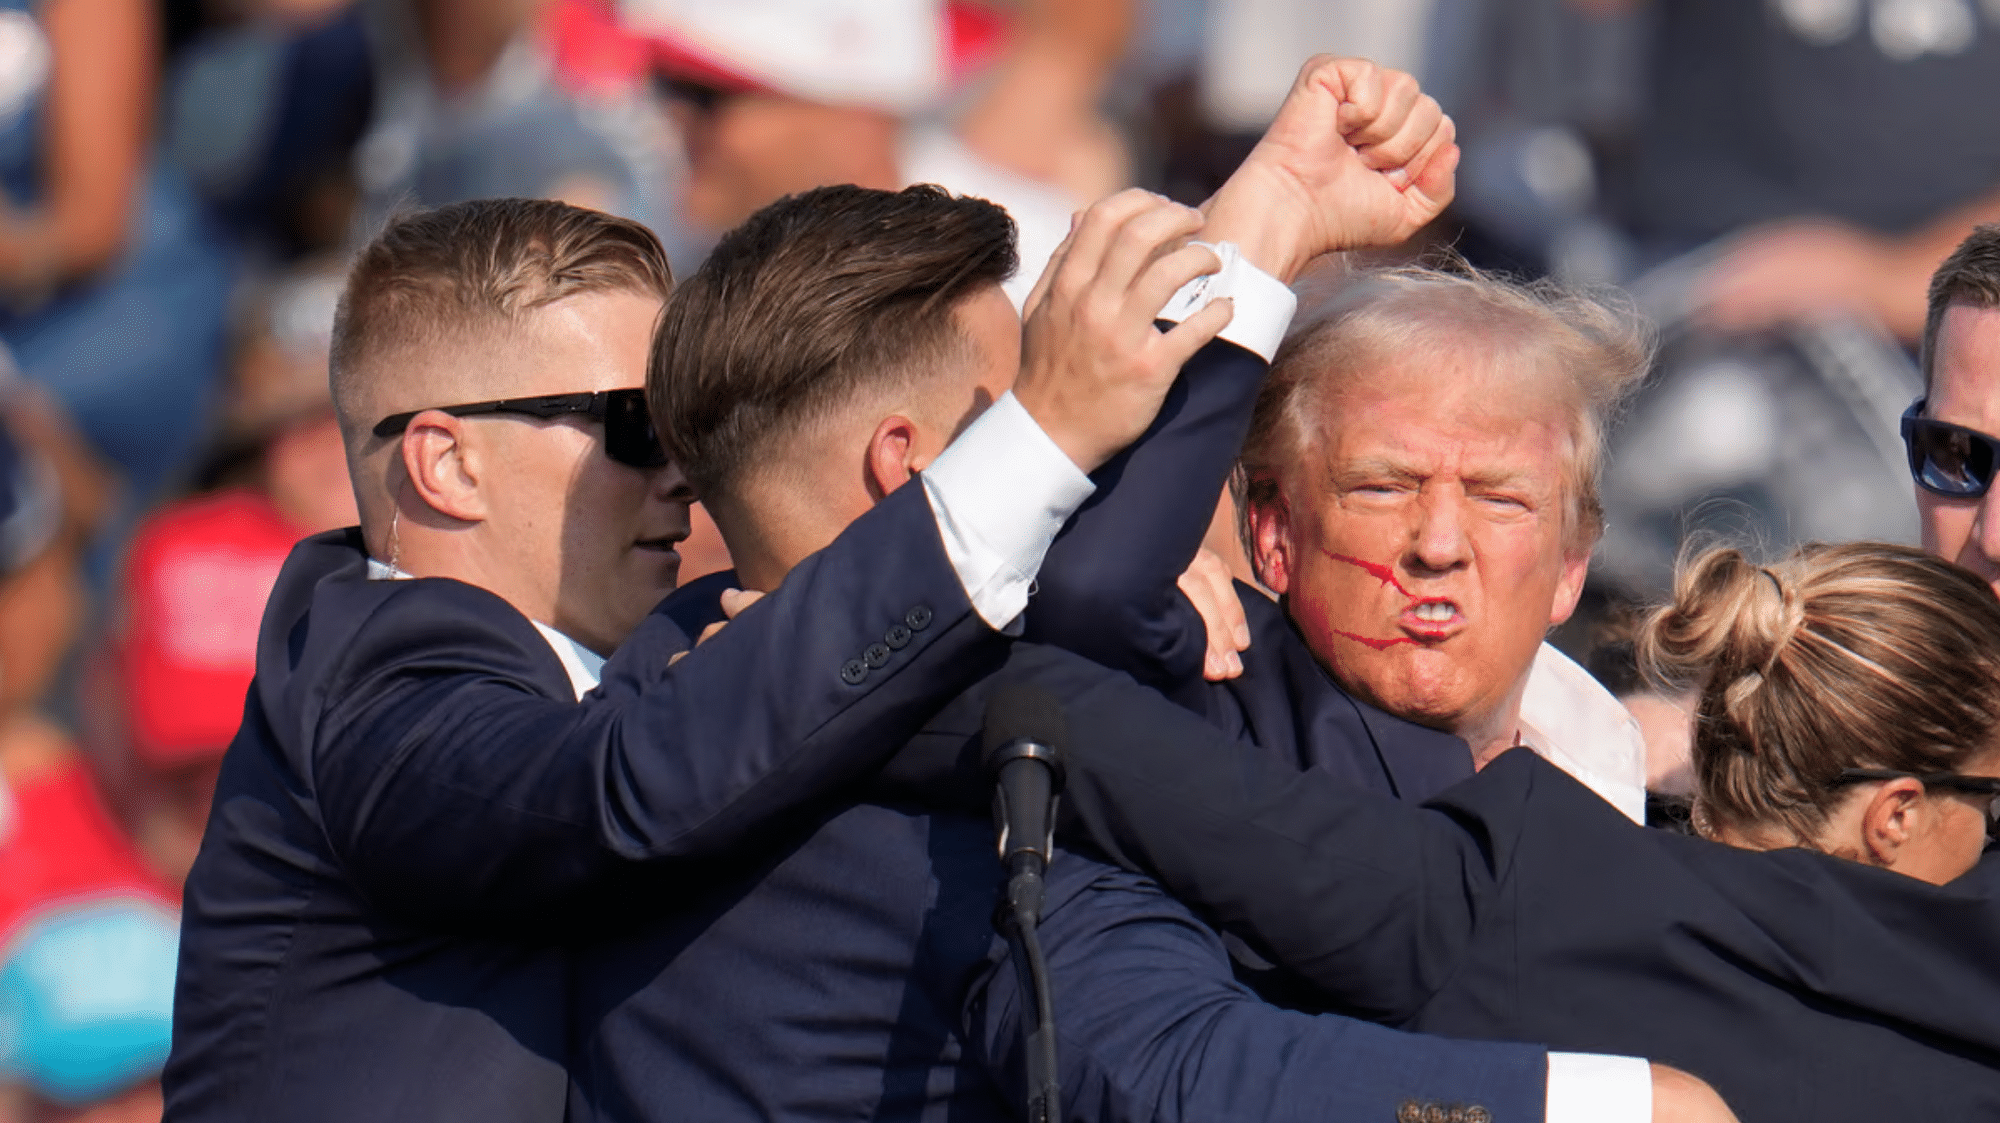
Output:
[548,0,1006,106]
[114,490,302,767]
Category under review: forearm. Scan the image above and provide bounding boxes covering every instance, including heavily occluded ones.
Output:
[969,866,1548,1123]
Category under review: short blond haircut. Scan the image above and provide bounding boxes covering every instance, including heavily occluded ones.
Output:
[329,197,672,451]
[1237,262,1653,555]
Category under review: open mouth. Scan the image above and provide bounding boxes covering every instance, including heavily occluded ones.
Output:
[1399,598,1463,639]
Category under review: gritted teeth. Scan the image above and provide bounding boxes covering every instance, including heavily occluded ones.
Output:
[1411,601,1458,623]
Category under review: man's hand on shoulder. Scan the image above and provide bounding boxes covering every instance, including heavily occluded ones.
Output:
[1012,188,1236,474]
[1650,1064,1740,1123]
[1204,56,1459,282]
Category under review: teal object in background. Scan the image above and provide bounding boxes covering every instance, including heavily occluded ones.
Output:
[0,898,179,1104]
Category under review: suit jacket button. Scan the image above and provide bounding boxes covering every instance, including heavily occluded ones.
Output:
[863,642,891,668]
[905,605,933,631]
[1463,1108,1490,1123]
[884,623,912,650]
[1396,1103,1420,1123]
[840,659,868,685]
[1422,1107,1448,1123]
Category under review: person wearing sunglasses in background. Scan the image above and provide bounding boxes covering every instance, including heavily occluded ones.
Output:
[164,195,1227,1123]
[1904,224,2000,595]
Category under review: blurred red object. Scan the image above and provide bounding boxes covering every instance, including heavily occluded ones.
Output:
[556,0,1009,101]
[114,490,300,768]
[0,756,172,928]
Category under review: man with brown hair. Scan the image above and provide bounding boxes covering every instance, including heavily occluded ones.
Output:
[1903,224,2000,596]
[164,195,1219,1123]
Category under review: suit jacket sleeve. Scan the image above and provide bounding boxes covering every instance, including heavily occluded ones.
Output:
[1023,335,1269,689]
[1045,663,1531,1024]
[309,484,1010,927]
[964,860,1549,1123]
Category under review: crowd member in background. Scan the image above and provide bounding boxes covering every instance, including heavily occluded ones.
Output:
[79,259,353,891]
[351,0,672,240]
[0,370,175,1123]
[618,0,1132,305]
[1905,224,2000,595]
[0,0,234,525]
[986,540,2000,1123]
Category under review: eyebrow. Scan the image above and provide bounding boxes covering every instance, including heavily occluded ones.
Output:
[1330,456,1548,497]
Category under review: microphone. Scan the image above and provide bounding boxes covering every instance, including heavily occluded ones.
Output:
[982,684,1067,1123]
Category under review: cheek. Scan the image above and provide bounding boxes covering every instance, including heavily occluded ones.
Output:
[1916,494,1971,554]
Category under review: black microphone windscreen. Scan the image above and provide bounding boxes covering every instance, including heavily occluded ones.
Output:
[982,682,1068,768]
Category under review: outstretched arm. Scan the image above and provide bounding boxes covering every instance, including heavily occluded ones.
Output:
[1025,57,1460,687]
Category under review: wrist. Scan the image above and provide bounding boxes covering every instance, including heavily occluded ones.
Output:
[1201,169,1314,283]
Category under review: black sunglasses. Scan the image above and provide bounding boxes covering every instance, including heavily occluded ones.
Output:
[1833,767,2000,838]
[372,389,667,469]
[1901,399,2000,499]
[655,76,731,115]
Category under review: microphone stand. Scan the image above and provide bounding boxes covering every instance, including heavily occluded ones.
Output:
[1000,850,1060,1123]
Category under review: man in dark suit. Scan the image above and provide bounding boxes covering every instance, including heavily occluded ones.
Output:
[585,56,1731,1123]
[1027,262,1655,823]
[163,194,1224,1122]
[942,651,2000,1122]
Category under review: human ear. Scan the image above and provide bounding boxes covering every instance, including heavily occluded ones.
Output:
[864,414,920,501]
[1859,778,1928,868]
[402,411,487,523]
[1548,547,1591,627]
[1246,483,1295,596]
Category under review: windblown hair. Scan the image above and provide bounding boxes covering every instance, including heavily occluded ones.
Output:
[649,183,1017,502]
[1637,542,2000,845]
[1237,261,1653,553]
[329,197,671,448]
[1923,223,2000,390]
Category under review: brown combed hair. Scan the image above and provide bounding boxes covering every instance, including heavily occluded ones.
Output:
[1637,542,2000,844]
[1236,261,1653,555]
[1922,223,2000,389]
[649,183,1017,502]
[329,197,671,448]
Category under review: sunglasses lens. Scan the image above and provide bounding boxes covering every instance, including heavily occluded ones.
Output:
[605,391,668,469]
[1908,420,1996,497]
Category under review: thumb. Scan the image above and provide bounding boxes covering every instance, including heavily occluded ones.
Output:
[720,588,766,619]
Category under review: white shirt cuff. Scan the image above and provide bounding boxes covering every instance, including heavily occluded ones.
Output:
[1156,240,1299,362]
[921,391,1096,630]
[1547,1052,1652,1123]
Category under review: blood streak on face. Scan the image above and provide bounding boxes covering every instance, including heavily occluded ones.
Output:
[1320,549,1420,649]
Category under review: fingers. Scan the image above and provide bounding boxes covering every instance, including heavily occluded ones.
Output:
[1343,67,1420,150]
[1394,113,1459,209]
[719,588,765,619]
[1178,548,1250,681]
[1096,198,1206,299]
[1156,296,1234,372]
[1357,93,1444,176]
[1129,241,1222,323]
[1050,188,1172,301]
[1331,58,1383,138]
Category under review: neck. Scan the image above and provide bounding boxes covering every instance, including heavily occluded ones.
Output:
[707,485,853,595]
[1460,694,1528,771]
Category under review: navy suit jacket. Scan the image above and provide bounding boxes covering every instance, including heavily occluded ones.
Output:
[1024,672,2000,1123]
[163,483,1007,1123]
[568,643,1548,1123]
[1024,330,1474,803]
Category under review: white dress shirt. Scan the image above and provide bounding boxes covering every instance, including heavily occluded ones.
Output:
[1518,643,1651,824]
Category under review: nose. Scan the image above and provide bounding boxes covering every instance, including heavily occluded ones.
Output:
[652,459,696,504]
[1973,489,2000,573]
[1407,488,1472,575]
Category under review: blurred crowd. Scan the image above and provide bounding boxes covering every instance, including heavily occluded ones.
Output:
[3,0,1999,1118]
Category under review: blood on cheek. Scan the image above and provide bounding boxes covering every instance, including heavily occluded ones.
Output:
[1302,549,1420,650]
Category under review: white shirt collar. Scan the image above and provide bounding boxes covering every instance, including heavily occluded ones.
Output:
[1517,642,1649,824]
[367,558,603,700]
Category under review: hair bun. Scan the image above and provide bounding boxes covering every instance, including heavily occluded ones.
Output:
[1638,548,1803,696]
